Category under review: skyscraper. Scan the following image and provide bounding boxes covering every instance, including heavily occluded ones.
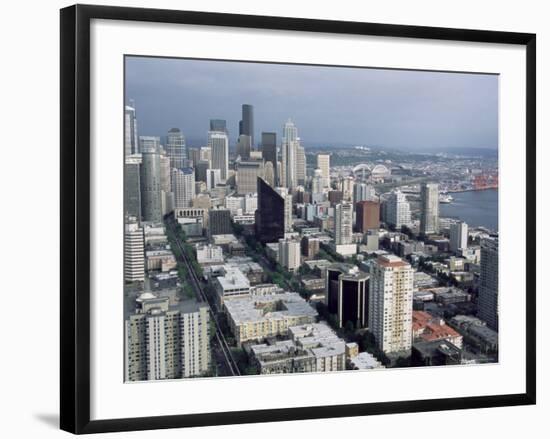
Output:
[276,187,293,233]
[450,221,469,253]
[209,119,227,133]
[139,136,160,154]
[355,200,380,233]
[125,155,142,221]
[166,128,187,169]
[353,183,376,203]
[124,103,138,156]
[478,236,499,330]
[369,255,414,354]
[255,177,285,243]
[236,160,264,195]
[124,222,145,282]
[296,144,306,186]
[420,182,440,235]
[236,134,252,160]
[261,132,277,186]
[385,190,411,229]
[209,131,229,181]
[125,294,210,381]
[339,176,355,202]
[140,141,163,222]
[334,202,353,245]
[317,154,330,188]
[158,149,174,216]
[171,167,195,209]
[240,104,254,147]
[263,161,275,187]
[281,119,298,189]
[206,168,221,191]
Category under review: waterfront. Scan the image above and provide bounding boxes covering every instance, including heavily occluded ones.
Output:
[440,189,498,231]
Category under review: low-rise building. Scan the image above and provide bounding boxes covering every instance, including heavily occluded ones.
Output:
[145,249,177,272]
[196,244,224,265]
[412,311,463,348]
[224,292,318,345]
[215,268,251,305]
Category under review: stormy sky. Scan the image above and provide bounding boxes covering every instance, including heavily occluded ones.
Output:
[125,56,498,151]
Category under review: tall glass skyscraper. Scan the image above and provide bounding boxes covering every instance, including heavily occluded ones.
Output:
[209,131,229,181]
[166,128,187,169]
[124,103,139,156]
[240,104,254,147]
[420,182,440,235]
[140,141,163,222]
[209,119,227,133]
[255,177,285,244]
[261,132,277,186]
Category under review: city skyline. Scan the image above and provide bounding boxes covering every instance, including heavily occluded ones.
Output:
[125,56,498,151]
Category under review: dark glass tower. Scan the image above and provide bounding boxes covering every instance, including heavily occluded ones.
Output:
[255,177,285,244]
[261,132,277,186]
[240,104,254,147]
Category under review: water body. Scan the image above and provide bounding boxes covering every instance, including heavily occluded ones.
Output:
[440,189,498,232]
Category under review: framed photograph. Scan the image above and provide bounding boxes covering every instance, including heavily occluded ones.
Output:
[60,4,536,434]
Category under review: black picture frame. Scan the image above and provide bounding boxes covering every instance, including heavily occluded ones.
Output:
[60,4,536,434]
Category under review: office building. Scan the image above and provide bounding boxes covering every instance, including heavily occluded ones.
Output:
[159,152,173,215]
[124,222,145,282]
[334,203,353,245]
[296,144,306,186]
[224,292,318,346]
[209,131,229,181]
[166,128,187,169]
[236,134,252,160]
[264,161,275,187]
[124,103,138,156]
[125,294,210,381]
[171,167,195,209]
[138,136,160,155]
[236,160,264,194]
[255,177,285,244]
[385,190,411,229]
[206,168,221,191]
[339,176,355,202]
[369,255,414,354]
[240,104,254,147]
[209,119,227,133]
[278,238,301,272]
[355,200,380,233]
[420,182,440,235]
[301,236,320,259]
[261,132,277,185]
[354,183,376,203]
[200,146,212,164]
[194,160,209,183]
[281,119,298,189]
[317,154,330,188]
[450,221,469,253]
[478,236,499,330]
[125,155,142,221]
[140,141,163,222]
[311,168,324,197]
[208,208,232,236]
[326,264,368,328]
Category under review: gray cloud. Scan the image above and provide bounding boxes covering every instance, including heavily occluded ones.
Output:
[125,56,498,150]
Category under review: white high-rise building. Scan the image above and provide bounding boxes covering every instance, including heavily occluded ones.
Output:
[278,238,301,272]
[354,183,376,203]
[334,203,353,245]
[385,190,411,229]
[420,182,440,235]
[317,154,330,188]
[124,222,145,282]
[368,255,414,354]
[339,176,355,202]
[171,167,195,209]
[199,146,212,165]
[450,221,469,253]
[209,131,229,181]
[206,168,221,191]
[124,103,138,156]
[296,145,306,186]
[281,119,298,189]
[478,236,499,330]
[125,294,210,381]
[312,168,324,195]
[166,128,187,169]
[276,187,293,232]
